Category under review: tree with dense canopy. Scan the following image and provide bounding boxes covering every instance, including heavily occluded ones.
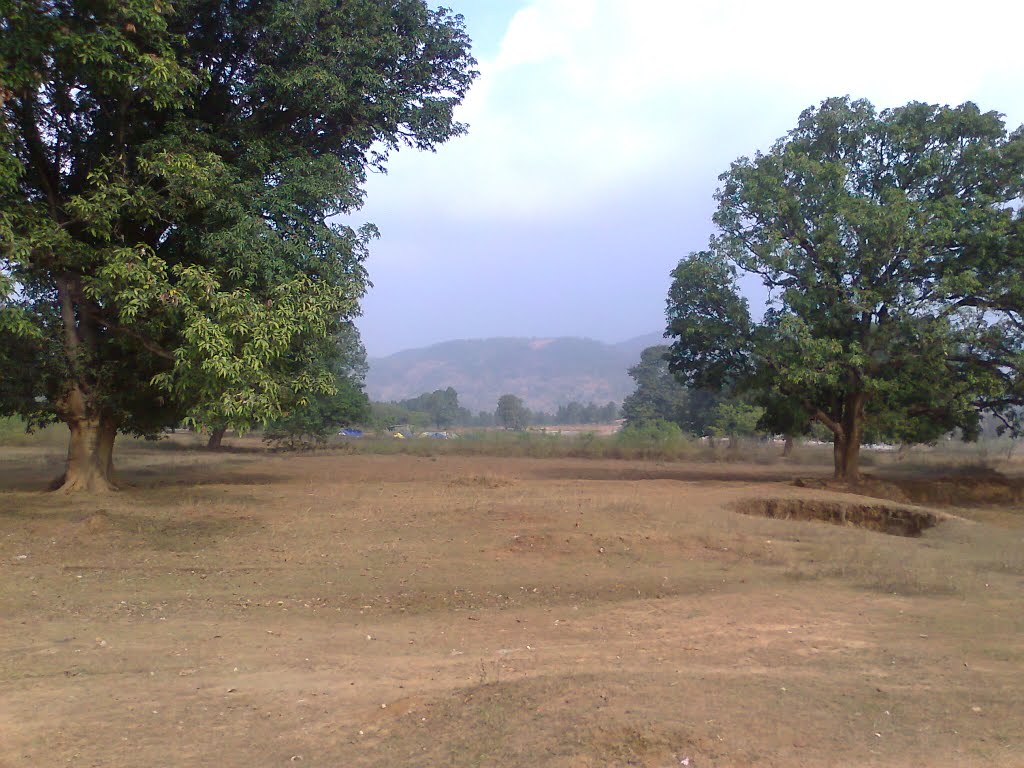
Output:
[621,344,725,436]
[262,321,370,449]
[621,345,692,429]
[495,393,527,431]
[667,97,1024,480]
[404,387,461,429]
[0,0,477,490]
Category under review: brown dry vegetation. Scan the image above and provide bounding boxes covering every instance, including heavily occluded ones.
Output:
[2,443,1023,767]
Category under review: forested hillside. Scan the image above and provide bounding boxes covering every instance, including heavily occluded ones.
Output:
[366,334,662,412]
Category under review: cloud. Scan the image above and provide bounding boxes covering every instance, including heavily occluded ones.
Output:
[353,0,1024,355]
[363,0,1024,223]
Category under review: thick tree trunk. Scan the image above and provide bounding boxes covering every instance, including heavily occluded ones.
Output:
[53,278,119,492]
[838,431,862,481]
[833,437,846,478]
[55,396,118,493]
[207,425,227,450]
[782,434,794,457]
[833,391,865,482]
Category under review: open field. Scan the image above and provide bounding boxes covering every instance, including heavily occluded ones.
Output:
[2,444,1023,767]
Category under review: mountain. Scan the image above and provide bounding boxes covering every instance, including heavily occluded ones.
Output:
[366,333,665,413]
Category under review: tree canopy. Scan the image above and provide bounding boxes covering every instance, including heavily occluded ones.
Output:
[622,345,695,429]
[0,0,477,490]
[667,97,1024,479]
[495,394,528,431]
[395,387,461,429]
[263,321,370,449]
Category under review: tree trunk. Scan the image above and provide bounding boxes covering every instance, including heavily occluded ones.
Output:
[782,434,794,457]
[838,431,862,481]
[834,391,865,482]
[55,399,118,493]
[207,425,227,450]
[52,278,120,492]
[833,436,846,478]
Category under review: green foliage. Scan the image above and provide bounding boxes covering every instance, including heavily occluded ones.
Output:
[397,387,461,429]
[666,256,753,390]
[264,377,369,450]
[0,1,477,462]
[621,344,733,436]
[369,387,466,432]
[616,419,685,445]
[548,400,619,425]
[495,394,528,431]
[621,345,696,428]
[667,97,1024,477]
[262,322,370,449]
[368,402,409,431]
[707,399,764,440]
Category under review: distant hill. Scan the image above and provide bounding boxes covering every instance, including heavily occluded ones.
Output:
[366,333,665,413]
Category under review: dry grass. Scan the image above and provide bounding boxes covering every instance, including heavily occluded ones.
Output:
[1,445,1023,767]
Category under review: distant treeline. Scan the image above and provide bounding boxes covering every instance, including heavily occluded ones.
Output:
[370,388,619,430]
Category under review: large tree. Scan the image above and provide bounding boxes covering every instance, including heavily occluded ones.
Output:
[1,0,476,490]
[621,345,692,428]
[495,393,527,431]
[667,98,1024,480]
[398,387,461,429]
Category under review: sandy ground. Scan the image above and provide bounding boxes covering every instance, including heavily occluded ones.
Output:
[1,447,1022,767]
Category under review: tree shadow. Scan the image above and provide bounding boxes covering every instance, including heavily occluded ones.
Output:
[0,504,254,551]
[529,463,824,484]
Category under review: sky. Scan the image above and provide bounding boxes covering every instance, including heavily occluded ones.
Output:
[350,0,1024,357]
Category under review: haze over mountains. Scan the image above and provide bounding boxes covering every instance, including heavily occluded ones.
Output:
[366,333,664,413]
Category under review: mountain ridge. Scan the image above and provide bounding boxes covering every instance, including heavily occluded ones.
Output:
[366,332,664,413]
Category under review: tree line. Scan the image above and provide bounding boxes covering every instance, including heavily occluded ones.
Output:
[371,390,619,432]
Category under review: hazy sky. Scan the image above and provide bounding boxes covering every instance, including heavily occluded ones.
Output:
[350,0,1024,357]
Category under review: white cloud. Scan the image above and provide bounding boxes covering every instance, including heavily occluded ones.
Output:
[363,0,1024,222]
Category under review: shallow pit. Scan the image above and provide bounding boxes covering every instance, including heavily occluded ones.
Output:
[733,498,940,537]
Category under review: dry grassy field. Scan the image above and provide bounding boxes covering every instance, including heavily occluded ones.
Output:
[2,442,1023,767]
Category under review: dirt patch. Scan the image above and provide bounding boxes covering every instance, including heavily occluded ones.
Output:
[82,512,113,533]
[733,497,941,537]
[508,533,556,552]
[3,450,1023,767]
[449,473,516,489]
[795,474,1024,508]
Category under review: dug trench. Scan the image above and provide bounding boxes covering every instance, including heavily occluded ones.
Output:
[731,497,943,537]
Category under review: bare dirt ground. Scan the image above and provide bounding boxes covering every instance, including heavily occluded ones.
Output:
[2,446,1023,767]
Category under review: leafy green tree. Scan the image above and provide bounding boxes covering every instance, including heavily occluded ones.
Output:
[707,398,763,448]
[399,387,460,429]
[263,322,370,449]
[621,345,721,435]
[496,394,528,431]
[552,400,618,424]
[667,98,1024,480]
[621,345,690,427]
[369,401,412,432]
[0,0,476,490]
[752,389,812,456]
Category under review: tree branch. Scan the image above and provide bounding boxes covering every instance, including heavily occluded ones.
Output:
[806,401,843,436]
[15,90,62,219]
[81,306,177,362]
